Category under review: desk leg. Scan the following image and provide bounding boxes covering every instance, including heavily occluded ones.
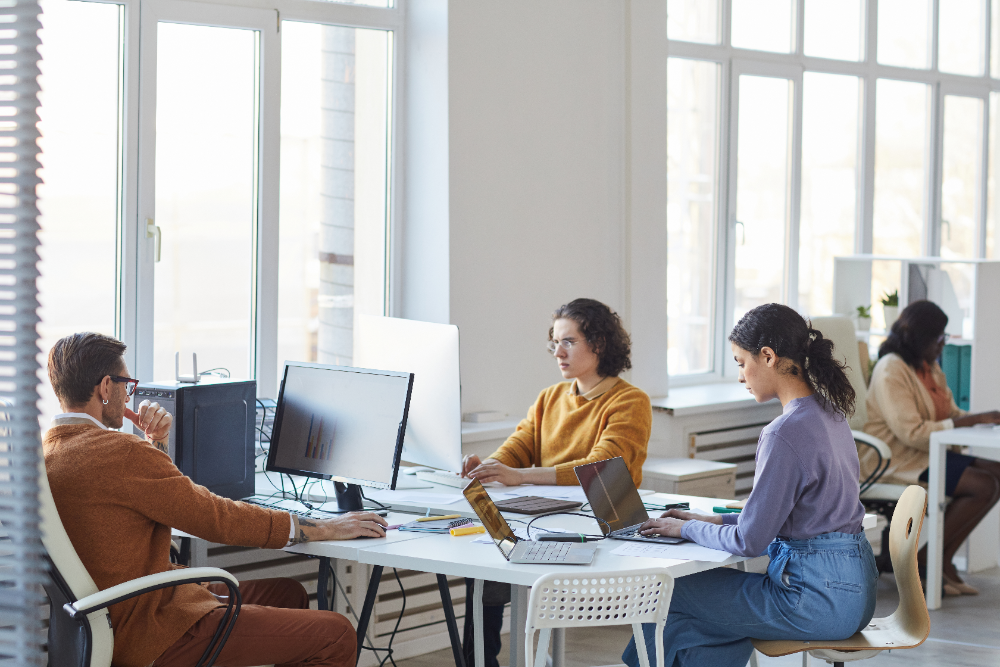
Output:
[356,565,383,664]
[927,438,946,611]
[473,579,484,667]
[436,574,466,667]
[317,557,331,611]
[508,585,529,667]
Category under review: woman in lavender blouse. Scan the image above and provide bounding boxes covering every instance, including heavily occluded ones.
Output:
[623,303,877,667]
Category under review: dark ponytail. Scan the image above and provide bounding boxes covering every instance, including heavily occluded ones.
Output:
[729,303,856,417]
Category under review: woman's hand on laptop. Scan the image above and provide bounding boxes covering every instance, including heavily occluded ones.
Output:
[639,510,723,538]
[290,512,388,544]
[464,457,524,485]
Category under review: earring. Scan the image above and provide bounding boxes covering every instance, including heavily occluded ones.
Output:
[102,399,108,405]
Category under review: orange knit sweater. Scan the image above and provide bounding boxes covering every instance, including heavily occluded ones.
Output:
[488,379,652,486]
[44,424,291,667]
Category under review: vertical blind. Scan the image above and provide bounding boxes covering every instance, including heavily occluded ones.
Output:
[0,0,46,662]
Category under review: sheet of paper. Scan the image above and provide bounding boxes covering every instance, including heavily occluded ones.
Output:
[610,541,732,563]
[472,527,530,543]
[367,490,465,506]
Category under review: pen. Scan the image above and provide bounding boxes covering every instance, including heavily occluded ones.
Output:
[416,514,462,522]
[386,524,403,530]
[713,507,741,514]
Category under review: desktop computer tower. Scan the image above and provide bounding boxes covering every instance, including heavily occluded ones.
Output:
[132,378,256,500]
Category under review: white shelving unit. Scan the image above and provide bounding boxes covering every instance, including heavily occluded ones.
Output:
[833,255,1000,412]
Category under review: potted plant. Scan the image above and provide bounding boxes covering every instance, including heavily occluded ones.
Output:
[856,304,872,332]
[881,290,899,331]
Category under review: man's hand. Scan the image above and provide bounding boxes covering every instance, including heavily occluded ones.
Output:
[291,512,388,544]
[461,454,482,477]
[465,458,524,486]
[125,400,173,451]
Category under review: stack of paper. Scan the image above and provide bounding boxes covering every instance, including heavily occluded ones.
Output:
[610,541,732,562]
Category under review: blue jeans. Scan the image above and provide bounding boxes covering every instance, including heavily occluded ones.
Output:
[622,532,878,667]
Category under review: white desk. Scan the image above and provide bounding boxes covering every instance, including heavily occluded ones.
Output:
[927,426,1000,609]
[286,486,877,667]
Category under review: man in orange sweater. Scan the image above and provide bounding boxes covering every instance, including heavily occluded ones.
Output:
[44,332,388,667]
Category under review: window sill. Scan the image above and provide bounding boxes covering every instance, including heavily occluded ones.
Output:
[651,382,778,417]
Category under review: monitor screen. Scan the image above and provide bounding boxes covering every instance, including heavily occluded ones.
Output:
[574,457,649,534]
[266,362,413,489]
[463,478,518,560]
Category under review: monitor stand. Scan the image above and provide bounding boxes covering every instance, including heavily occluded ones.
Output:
[334,482,364,512]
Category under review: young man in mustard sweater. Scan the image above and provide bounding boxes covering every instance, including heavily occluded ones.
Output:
[460,298,652,667]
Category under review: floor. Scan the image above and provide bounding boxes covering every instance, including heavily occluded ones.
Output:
[394,567,1000,667]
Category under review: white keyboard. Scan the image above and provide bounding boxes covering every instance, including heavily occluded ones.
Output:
[415,470,469,488]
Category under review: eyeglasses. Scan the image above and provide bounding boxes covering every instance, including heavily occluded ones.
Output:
[546,339,583,355]
[109,376,139,397]
[936,333,948,345]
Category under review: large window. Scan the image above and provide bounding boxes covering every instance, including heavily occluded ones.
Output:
[667,0,1000,379]
[35,0,401,413]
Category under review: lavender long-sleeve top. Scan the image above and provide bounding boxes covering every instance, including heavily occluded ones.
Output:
[681,394,865,557]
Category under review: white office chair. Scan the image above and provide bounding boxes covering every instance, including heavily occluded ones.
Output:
[39,455,242,667]
[524,569,674,667]
[753,485,930,667]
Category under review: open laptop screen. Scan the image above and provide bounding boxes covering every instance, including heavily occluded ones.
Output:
[574,457,649,534]
[463,479,518,560]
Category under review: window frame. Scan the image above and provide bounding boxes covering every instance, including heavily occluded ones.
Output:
[63,0,404,396]
[668,0,1000,384]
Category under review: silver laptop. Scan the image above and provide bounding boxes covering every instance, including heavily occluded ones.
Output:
[575,457,685,545]
[463,479,595,565]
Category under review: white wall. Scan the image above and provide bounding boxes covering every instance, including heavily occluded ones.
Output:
[401,0,667,419]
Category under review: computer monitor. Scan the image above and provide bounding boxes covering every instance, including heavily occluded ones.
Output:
[354,315,462,472]
[266,362,414,501]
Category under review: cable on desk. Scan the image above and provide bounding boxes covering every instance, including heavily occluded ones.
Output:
[360,488,389,511]
[200,367,231,378]
[525,511,611,541]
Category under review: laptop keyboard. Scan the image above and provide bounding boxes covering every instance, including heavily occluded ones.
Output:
[611,524,656,539]
[520,541,574,562]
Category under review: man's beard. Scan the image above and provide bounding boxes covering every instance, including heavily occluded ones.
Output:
[100,395,125,430]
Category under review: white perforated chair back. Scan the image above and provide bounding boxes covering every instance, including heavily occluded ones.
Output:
[811,315,868,430]
[525,569,674,667]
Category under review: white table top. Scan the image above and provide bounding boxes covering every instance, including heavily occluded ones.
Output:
[930,425,1000,447]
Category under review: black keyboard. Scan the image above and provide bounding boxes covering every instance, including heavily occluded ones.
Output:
[611,524,657,539]
[244,497,337,520]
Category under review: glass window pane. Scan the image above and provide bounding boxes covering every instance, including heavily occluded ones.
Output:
[37,0,121,422]
[667,0,720,44]
[873,79,929,259]
[799,73,859,317]
[941,96,983,259]
[939,0,985,75]
[804,0,864,61]
[154,24,257,381]
[278,22,390,390]
[988,92,1000,258]
[667,59,718,376]
[734,75,790,322]
[731,0,794,53]
[993,0,1000,77]
[877,0,932,69]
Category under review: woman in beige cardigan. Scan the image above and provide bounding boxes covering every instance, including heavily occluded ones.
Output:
[865,300,1000,595]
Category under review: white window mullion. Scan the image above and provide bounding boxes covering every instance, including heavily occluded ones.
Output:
[786,70,804,311]
[928,83,944,256]
[120,0,141,375]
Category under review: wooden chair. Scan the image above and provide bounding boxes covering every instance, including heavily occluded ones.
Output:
[752,485,930,666]
[524,569,674,667]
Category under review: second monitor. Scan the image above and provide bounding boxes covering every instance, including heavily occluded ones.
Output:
[354,316,463,472]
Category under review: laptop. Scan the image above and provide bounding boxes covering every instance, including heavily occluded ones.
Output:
[575,457,685,545]
[463,479,595,565]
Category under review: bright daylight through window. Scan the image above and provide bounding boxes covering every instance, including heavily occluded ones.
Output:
[667,0,1000,377]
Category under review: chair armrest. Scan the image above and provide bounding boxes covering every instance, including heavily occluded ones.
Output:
[64,567,239,619]
[853,430,892,494]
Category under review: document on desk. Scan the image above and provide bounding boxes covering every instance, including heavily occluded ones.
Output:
[367,490,466,506]
[610,541,731,563]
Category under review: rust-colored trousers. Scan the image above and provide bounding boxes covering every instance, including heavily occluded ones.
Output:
[154,578,356,667]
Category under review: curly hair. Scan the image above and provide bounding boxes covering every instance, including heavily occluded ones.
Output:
[729,303,855,417]
[549,298,632,378]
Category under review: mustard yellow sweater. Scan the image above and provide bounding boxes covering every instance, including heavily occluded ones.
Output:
[489,378,652,486]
